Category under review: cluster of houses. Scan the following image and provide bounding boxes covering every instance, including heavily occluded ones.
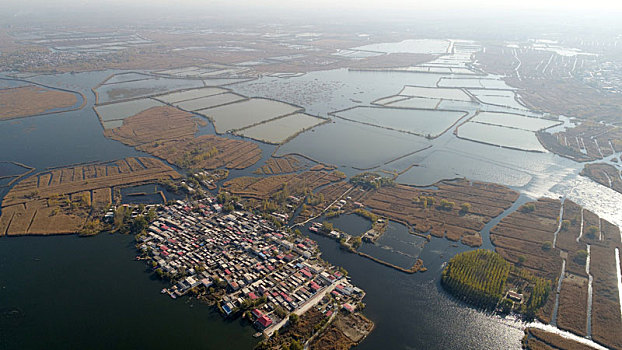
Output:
[136,197,366,334]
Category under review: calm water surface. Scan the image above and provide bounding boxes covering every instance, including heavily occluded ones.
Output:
[0,234,256,350]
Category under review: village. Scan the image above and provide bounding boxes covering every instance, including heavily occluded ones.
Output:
[133,196,370,342]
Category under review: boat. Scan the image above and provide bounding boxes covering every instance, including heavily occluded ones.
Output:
[161,288,167,294]
[252,332,263,338]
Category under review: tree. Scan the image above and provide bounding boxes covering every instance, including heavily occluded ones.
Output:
[79,219,103,236]
[586,225,599,238]
[423,196,435,209]
[541,241,552,250]
[287,340,303,350]
[441,250,511,310]
[79,193,91,207]
[146,207,157,222]
[575,250,588,265]
[289,313,299,324]
[274,306,287,318]
[500,298,513,314]
[351,236,362,249]
[353,209,378,223]
[517,255,527,266]
[223,203,234,213]
[325,209,341,218]
[460,203,471,214]
[114,206,130,231]
[561,220,570,231]
[130,215,148,235]
[321,221,334,233]
[439,199,455,211]
[214,278,227,289]
[520,203,536,213]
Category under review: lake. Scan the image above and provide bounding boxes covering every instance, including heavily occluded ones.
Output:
[333,106,467,138]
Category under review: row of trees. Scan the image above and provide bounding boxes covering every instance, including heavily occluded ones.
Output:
[412,195,471,213]
[441,249,511,309]
[178,146,219,169]
[525,277,551,318]
[353,208,378,223]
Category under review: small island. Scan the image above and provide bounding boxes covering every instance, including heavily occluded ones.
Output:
[0,84,81,120]
[441,249,551,318]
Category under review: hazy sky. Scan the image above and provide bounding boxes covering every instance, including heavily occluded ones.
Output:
[2,0,621,32]
[4,0,622,12]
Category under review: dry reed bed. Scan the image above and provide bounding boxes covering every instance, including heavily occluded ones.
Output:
[0,157,180,236]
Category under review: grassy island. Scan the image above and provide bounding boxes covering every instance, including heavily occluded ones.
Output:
[442,249,510,309]
[442,249,551,318]
[0,85,80,120]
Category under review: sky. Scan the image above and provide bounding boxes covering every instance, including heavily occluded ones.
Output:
[3,0,622,12]
[1,0,621,31]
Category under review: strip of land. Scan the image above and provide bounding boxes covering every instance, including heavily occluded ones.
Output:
[0,85,78,120]
[490,197,622,349]
[523,328,600,350]
[253,156,308,175]
[222,170,347,215]
[537,122,622,162]
[580,163,622,194]
[0,157,180,236]
[359,179,519,247]
[102,105,262,170]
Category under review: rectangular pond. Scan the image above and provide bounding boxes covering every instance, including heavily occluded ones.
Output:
[468,89,526,110]
[396,149,533,188]
[177,93,246,111]
[437,77,511,89]
[155,67,200,75]
[95,78,204,103]
[457,122,548,152]
[153,87,228,104]
[399,86,471,101]
[275,118,430,170]
[94,98,164,125]
[358,221,427,270]
[235,113,326,144]
[385,96,441,109]
[471,111,560,131]
[198,98,302,133]
[120,183,183,205]
[334,106,467,138]
[373,95,409,106]
[103,73,153,85]
[203,78,255,86]
[325,213,372,237]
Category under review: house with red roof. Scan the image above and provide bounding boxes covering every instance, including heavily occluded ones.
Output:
[256,315,272,329]
[251,308,264,319]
